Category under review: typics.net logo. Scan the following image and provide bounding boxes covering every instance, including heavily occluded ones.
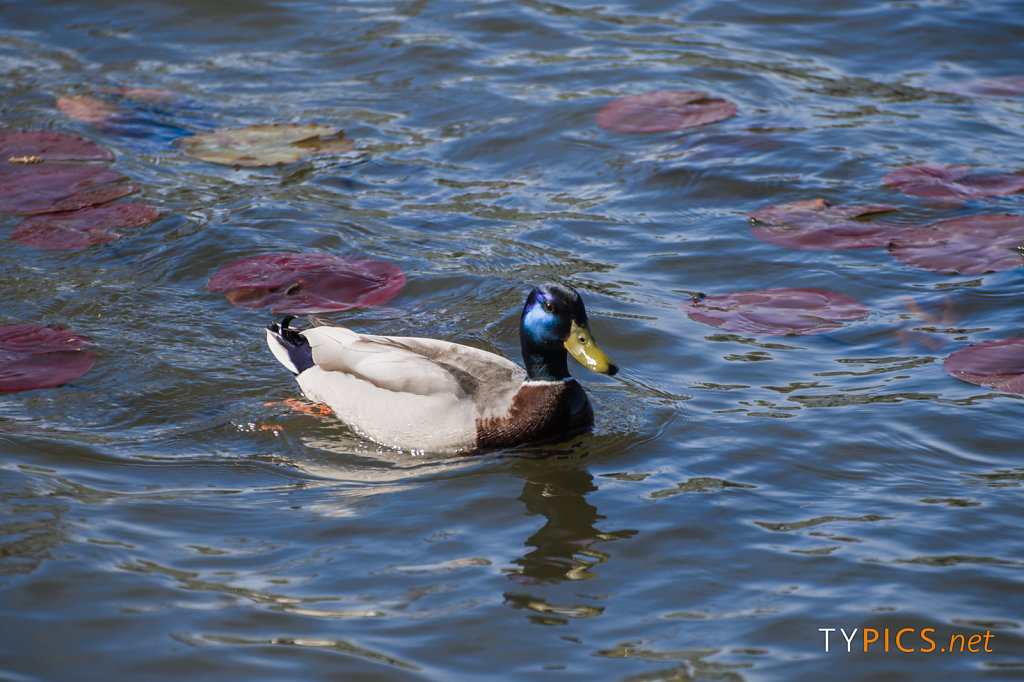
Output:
[819,627,995,654]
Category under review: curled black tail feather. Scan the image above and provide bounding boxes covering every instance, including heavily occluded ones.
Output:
[267,316,314,374]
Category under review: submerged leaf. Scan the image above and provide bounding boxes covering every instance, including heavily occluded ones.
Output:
[888,213,1024,274]
[57,94,125,124]
[750,198,903,249]
[882,164,1024,201]
[0,130,113,162]
[175,124,355,167]
[681,288,868,336]
[0,162,137,215]
[596,90,737,133]
[0,323,95,392]
[13,203,159,250]
[208,253,404,313]
[944,337,1024,394]
[936,77,1024,97]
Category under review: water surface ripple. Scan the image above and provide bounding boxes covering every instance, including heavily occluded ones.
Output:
[2,1,1023,680]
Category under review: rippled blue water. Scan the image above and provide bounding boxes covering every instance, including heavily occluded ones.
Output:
[2,1,1024,679]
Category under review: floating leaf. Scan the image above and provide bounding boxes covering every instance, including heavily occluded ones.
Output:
[0,323,95,392]
[943,337,1024,394]
[882,164,1024,201]
[0,162,138,215]
[208,253,404,313]
[175,124,355,167]
[596,90,737,133]
[12,203,159,250]
[57,94,125,125]
[936,77,1024,97]
[681,288,868,336]
[750,198,903,250]
[888,213,1024,275]
[0,130,113,162]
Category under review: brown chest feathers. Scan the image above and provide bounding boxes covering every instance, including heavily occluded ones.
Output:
[474,380,593,450]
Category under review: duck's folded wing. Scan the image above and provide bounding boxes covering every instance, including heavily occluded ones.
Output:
[302,327,526,399]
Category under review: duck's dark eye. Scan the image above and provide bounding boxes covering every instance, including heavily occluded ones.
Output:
[542,300,555,313]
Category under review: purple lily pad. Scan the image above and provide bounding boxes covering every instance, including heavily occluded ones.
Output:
[936,77,1024,97]
[0,130,113,162]
[0,162,137,215]
[12,203,160,250]
[943,337,1024,394]
[596,90,737,133]
[208,253,405,313]
[0,323,96,392]
[750,198,903,250]
[681,288,868,336]
[882,164,1024,201]
[888,213,1024,275]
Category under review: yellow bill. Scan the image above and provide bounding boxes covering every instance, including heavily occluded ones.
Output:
[564,320,618,375]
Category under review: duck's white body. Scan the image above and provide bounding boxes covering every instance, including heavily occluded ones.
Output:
[265,283,616,453]
[267,323,587,453]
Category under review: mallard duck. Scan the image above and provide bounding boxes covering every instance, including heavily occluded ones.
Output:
[266,282,618,453]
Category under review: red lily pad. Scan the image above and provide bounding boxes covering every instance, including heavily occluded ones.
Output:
[888,213,1024,275]
[207,253,404,313]
[12,203,160,250]
[596,90,737,133]
[0,323,95,392]
[681,288,868,336]
[0,130,113,163]
[0,162,137,215]
[936,77,1024,97]
[175,124,355,167]
[750,198,903,250]
[882,164,1024,201]
[943,337,1024,394]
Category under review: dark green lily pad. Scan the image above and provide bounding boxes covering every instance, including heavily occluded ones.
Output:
[175,124,355,167]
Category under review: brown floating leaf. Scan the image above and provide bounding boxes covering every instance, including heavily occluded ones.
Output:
[750,198,903,250]
[0,162,137,215]
[681,288,868,336]
[12,203,159,250]
[0,130,113,162]
[944,337,1024,394]
[57,94,125,125]
[888,213,1024,275]
[175,124,355,167]
[208,253,404,313]
[0,323,95,392]
[596,90,737,133]
[882,164,1024,201]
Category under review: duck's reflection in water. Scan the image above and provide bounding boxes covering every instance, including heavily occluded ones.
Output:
[503,460,637,624]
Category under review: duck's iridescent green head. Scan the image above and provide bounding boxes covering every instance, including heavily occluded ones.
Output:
[519,282,618,381]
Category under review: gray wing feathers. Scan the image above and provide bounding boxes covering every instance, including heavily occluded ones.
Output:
[302,327,526,405]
